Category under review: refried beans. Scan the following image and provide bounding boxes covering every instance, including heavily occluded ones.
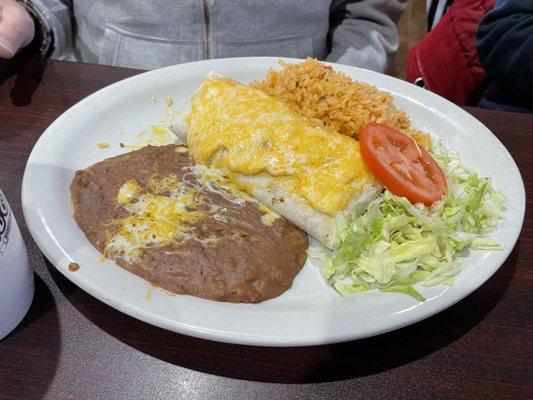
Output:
[70,145,308,303]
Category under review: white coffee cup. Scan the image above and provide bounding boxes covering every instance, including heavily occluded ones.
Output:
[0,189,34,340]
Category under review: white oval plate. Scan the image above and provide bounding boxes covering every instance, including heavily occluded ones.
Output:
[22,58,525,346]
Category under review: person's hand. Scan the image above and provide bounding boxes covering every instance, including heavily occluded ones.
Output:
[0,0,34,59]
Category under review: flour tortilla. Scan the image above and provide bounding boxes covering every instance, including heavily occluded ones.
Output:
[170,118,380,249]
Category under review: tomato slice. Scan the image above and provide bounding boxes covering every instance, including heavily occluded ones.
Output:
[360,122,447,205]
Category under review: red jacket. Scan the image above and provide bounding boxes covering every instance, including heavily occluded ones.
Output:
[407,0,495,105]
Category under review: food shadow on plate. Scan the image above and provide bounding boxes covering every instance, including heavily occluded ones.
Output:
[48,241,520,384]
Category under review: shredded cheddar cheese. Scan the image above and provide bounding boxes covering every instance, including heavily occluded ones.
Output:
[151,123,168,138]
[106,178,204,263]
[104,155,280,262]
[105,162,283,263]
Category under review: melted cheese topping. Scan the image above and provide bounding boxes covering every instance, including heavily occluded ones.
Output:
[186,76,376,215]
[117,179,143,205]
[259,204,280,226]
[105,167,277,263]
[106,179,204,263]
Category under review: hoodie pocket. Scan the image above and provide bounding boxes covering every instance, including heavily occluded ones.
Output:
[216,33,315,59]
[99,24,200,69]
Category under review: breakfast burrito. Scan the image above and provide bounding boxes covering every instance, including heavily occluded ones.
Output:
[171,75,381,248]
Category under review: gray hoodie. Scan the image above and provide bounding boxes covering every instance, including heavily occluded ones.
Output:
[30,0,406,72]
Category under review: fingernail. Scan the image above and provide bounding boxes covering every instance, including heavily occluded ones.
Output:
[0,36,15,56]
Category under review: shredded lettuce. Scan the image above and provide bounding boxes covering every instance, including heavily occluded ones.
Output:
[309,141,505,301]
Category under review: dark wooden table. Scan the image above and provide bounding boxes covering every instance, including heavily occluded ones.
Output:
[0,58,532,400]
